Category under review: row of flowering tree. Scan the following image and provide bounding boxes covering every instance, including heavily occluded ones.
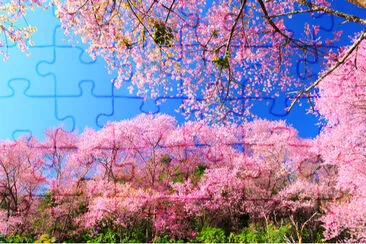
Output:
[0,109,364,242]
[1,0,365,121]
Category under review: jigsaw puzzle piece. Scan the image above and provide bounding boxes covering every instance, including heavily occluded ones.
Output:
[95,83,188,128]
[0,47,55,96]
[56,25,137,98]
[96,96,145,128]
[0,79,73,140]
[36,41,114,97]
[140,99,160,114]
[56,80,114,132]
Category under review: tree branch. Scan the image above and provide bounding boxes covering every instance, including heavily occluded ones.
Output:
[299,0,366,25]
[165,0,177,23]
[257,0,320,55]
[287,30,366,111]
[219,0,247,106]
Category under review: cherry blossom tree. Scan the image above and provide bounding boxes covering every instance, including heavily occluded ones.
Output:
[41,128,78,183]
[0,137,45,236]
[313,39,366,242]
[51,0,366,121]
[31,128,78,239]
[172,119,335,239]
[0,113,362,242]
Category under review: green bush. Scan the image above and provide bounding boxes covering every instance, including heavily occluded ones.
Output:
[228,223,292,243]
[86,229,119,243]
[0,234,35,243]
[264,224,291,243]
[35,234,56,243]
[153,235,185,243]
[228,226,262,243]
[195,227,227,243]
[153,235,172,243]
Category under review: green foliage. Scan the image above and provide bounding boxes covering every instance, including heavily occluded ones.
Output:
[78,218,148,243]
[0,234,35,243]
[172,168,185,183]
[301,226,325,243]
[154,235,185,243]
[159,171,169,181]
[228,226,261,243]
[212,56,229,70]
[212,51,230,69]
[126,220,152,243]
[195,227,227,243]
[152,21,174,47]
[35,234,56,243]
[86,229,119,243]
[190,165,207,185]
[228,223,292,243]
[264,224,291,243]
[0,219,316,243]
[39,192,56,212]
[154,235,171,243]
[82,219,153,243]
[313,229,325,243]
[194,165,207,177]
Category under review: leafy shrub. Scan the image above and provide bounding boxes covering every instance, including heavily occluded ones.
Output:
[81,219,151,243]
[86,229,119,243]
[195,227,227,243]
[153,235,171,243]
[154,235,185,243]
[228,223,292,243]
[264,224,291,243]
[35,234,56,243]
[0,234,35,243]
[228,226,262,243]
